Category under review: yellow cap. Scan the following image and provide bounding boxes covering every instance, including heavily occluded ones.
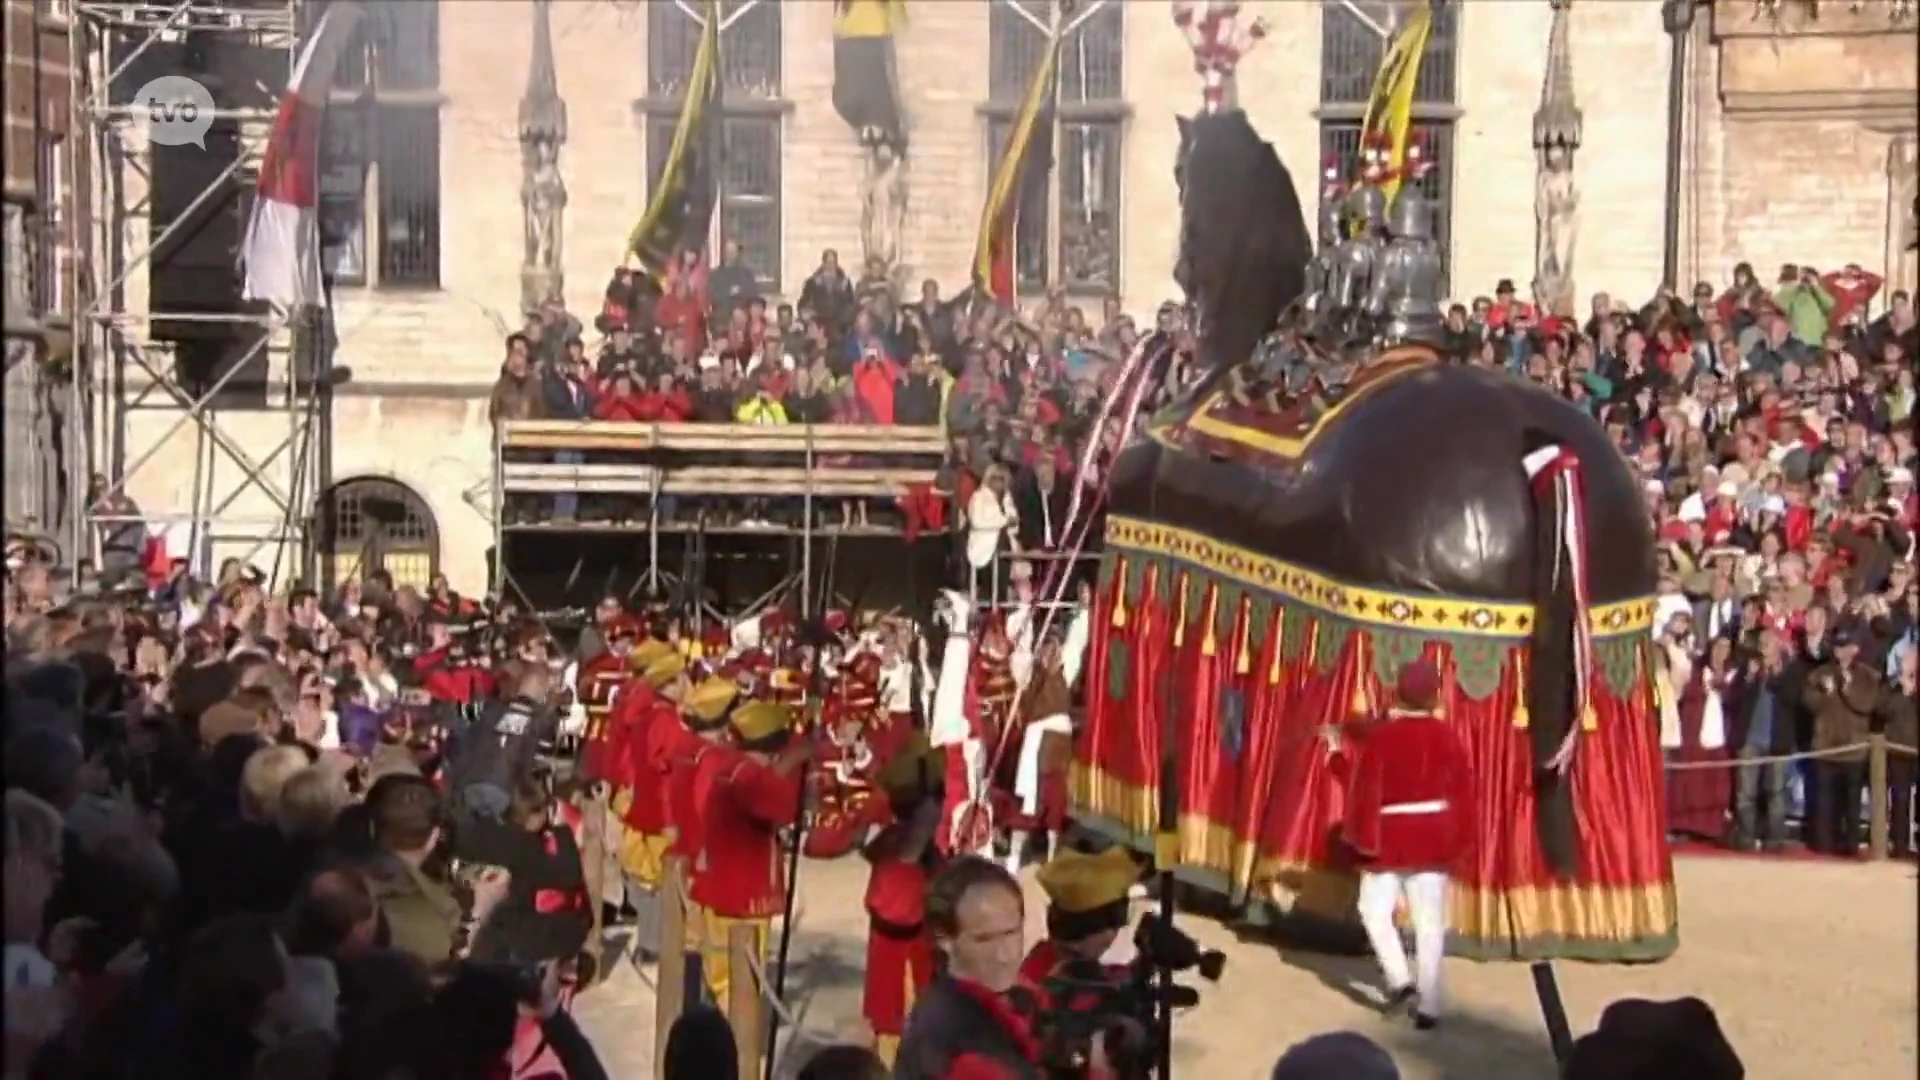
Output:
[874,729,933,797]
[685,677,739,723]
[629,639,674,674]
[642,651,688,688]
[729,699,794,744]
[1035,847,1139,915]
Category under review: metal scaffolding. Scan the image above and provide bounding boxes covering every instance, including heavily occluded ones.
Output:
[70,0,327,589]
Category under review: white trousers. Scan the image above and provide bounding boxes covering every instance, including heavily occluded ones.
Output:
[1355,870,1449,1015]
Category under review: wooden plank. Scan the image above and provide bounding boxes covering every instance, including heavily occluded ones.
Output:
[655,856,689,1079]
[500,419,945,455]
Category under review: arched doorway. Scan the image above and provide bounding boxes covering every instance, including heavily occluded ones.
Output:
[318,477,439,592]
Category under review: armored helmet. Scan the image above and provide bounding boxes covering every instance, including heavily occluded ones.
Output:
[1341,183,1389,239]
[1388,187,1432,243]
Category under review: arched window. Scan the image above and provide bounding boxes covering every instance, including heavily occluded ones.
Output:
[645,0,784,290]
[1318,0,1457,290]
[986,0,1124,296]
[319,477,439,592]
[318,0,443,289]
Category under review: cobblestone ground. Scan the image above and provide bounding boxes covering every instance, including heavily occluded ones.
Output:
[573,855,1918,1080]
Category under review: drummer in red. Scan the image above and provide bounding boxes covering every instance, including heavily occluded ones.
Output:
[1329,658,1473,1030]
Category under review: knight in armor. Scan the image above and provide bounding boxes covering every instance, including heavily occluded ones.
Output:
[1367,156,1448,349]
[1299,154,1348,325]
[1327,659,1473,1030]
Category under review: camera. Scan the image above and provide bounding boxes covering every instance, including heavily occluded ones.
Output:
[1028,914,1225,1079]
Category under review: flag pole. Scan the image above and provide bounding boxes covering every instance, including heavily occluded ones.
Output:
[1039,2,1065,308]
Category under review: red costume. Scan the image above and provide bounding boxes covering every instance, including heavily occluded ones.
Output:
[1339,690,1474,873]
[577,644,632,784]
[861,831,937,1054]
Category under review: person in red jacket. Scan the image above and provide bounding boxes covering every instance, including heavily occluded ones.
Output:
[641,372,694,423]
[1329,658,1472,1031]
[861,733,941,1067]
[594,369,649,422]
[689,697,819,1014]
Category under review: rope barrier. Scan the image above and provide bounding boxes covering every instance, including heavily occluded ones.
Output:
[1662,741,1920,770]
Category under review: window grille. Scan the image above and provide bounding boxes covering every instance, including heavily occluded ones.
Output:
[645,114,784,292]
[1318,0,1457,107]
[988,0,1123,107]
[648,0,782,99]
[985,0,1124,294]
[317,0,442,289]
[1060,120,1120,290]
[322,477,438,589]
[645,0,784,289]
[375,105,440,288]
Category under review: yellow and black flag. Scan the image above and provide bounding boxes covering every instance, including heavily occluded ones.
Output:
[832,0,908,153]
[971,21,1062,304]
[627,0,723,282]
[1358,0,1435,206]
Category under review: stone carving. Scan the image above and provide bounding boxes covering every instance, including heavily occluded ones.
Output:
[519,0,568,313]
[860,141,908,281]
[1532,0,1582,319]
[1892,133,1919,294]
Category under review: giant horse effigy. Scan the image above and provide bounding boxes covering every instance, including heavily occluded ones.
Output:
[1071,32,1675,962]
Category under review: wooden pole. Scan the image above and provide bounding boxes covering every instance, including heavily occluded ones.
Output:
[654,855,689,1079]
[1869,733,1889,861]
[729,923,767,1080]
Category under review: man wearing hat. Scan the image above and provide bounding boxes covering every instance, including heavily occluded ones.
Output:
[606,642,685,957]
[1331,658,1471,1030]
[861,730,942,1066]
[1007,845,1141,1077]
[689,695,818,1013]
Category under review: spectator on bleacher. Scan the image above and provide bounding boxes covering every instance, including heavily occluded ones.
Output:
[657,253,710,356]
[1772,263,1838,348]
[594,368,648,423]
[708,241,762,319]
[852,343,902,426]
[893,351,946,427]
[785,366,834,425]
[486,334,545,426]
[963,464,1018,599]
[646,370,694,423]
[799,249,858,338]
[735,377,790,426]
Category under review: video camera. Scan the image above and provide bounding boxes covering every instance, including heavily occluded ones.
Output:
[1031,913,1226,1079]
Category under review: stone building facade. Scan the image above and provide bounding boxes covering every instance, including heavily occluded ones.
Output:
[99,0,1917,594]
[4,0,81,540]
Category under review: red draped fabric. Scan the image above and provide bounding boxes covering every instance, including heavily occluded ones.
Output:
[1075,568,1678,962]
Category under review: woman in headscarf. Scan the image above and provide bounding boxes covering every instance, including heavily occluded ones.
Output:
[1666,635,1735,845]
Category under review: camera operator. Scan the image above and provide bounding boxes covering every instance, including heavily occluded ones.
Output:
[458,769,595,970]
[895,855,1044,1080]
[1008,846,1149,1079]
[446,666,558,824]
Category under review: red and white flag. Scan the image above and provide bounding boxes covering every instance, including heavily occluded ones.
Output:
[241,0,364,312]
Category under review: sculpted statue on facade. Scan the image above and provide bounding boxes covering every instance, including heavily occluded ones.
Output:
[1534,141,1579,318]
[860,140,908,280]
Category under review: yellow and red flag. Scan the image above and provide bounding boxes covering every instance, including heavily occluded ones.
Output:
[1358,1,1435,206]
[970,23,1062,303]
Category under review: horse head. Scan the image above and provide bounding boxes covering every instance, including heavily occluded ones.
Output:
[1173,110,1314,373]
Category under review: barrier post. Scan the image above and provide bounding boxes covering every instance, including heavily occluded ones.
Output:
[1868,733,1889,861]
[728,924,767,1078]
[654,855,689,1079]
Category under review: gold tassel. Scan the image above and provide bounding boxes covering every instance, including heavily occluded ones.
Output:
[1581,702,1599,732]
[1512,650,1531,729]
[1111,558,1129,628]
[1172,572,1189,649]
[1234,598,1252,676]
[1347,634,1372,716]
[1200,583,1219,657]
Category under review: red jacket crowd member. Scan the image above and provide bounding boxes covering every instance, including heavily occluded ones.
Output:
[575,618,639,784]
[688,697,817,1015]
[862,733,942,1066]
[1332,659,1473,1030]
[606,643,684,960]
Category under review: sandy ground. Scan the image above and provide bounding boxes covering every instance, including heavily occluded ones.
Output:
[572,854,1919,1080]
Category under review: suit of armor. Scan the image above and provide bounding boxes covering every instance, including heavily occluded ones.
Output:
[1328,184,1388,335]
[1377,189,1447,347]
[1301,194,1345,321]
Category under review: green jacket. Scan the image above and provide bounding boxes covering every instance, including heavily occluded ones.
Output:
[1771,282,1835,347]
